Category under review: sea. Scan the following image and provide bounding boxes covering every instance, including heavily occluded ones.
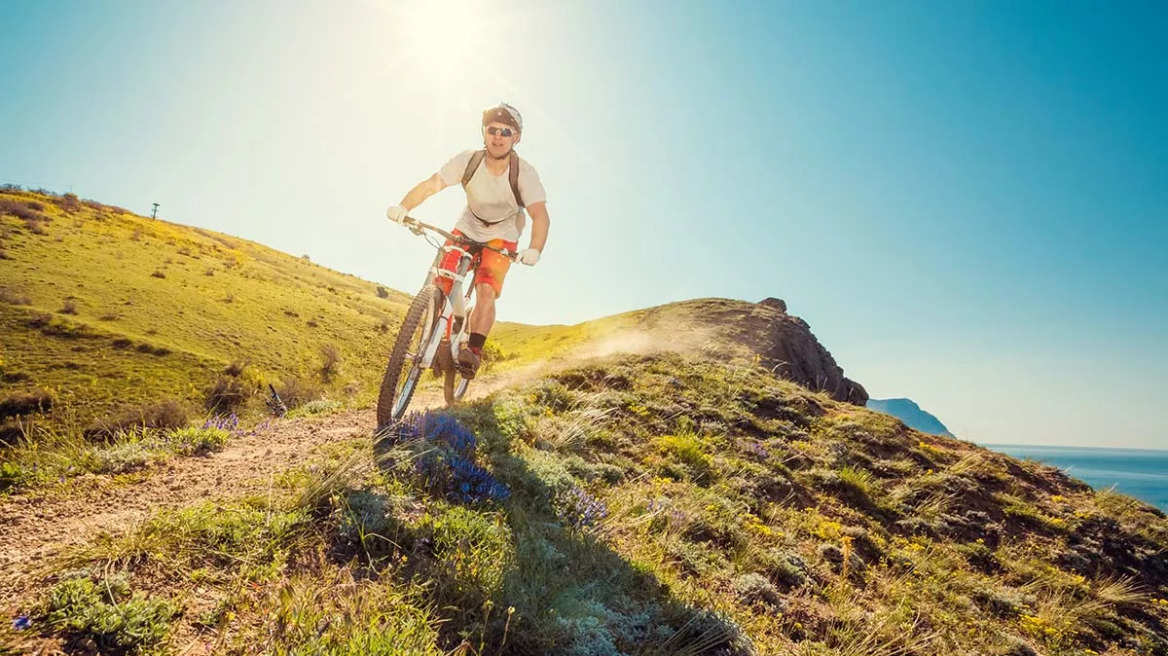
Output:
[984,444,1168,512]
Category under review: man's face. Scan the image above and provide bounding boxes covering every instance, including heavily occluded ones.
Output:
[483,121,520,159]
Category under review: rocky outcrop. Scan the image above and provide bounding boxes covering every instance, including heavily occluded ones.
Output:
[612,297,868,406]
[743,298,868,406]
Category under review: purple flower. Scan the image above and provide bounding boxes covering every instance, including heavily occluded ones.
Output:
[12,615,31,631]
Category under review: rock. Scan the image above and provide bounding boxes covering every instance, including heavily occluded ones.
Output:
[741,302,868,405]
[758,297,787,312]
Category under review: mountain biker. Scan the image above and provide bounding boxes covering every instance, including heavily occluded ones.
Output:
[386,102,549,379]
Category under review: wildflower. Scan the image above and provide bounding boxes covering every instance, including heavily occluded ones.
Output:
[12,615,31,631]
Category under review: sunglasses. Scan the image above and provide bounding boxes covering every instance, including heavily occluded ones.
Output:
[485,126,516,137]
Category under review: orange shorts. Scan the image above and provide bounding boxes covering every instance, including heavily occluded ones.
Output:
[435,229,518,298]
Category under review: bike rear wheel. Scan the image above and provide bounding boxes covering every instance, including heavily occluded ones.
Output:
[443,367,471,406]
[376,284,440,430]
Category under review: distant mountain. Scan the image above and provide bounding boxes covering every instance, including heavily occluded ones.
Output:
[867,397,954,436]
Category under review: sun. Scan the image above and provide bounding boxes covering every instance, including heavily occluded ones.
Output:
[395,0,488,75]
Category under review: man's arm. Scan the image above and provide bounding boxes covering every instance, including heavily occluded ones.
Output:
[526,201,550,252]
[399,173,449,211]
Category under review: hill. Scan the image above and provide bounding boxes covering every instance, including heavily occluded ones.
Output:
[867,397,955,437]
[3,188,1166,656]
[0,186,416,439]
[3,351,1166,655]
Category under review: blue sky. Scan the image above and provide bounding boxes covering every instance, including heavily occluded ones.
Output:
[2,0,1165,449]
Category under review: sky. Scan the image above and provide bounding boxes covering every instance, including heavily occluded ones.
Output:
[1,0,1165,449]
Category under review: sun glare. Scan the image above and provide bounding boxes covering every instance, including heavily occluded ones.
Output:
[397,0,485,74]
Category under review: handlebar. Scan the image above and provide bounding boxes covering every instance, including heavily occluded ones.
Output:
[401,216,518,261]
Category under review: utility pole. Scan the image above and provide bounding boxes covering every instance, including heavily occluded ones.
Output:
[151,203,159,220]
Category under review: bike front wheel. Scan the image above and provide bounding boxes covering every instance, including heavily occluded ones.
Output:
[376,284,440,430]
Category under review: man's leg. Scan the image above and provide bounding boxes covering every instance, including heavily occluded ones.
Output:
[457,282,497,378]
[469,282,497,336]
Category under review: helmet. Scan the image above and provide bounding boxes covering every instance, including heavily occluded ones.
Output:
[482,102,522,133]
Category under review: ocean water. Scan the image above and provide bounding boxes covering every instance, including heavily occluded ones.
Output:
[986,444,1168,512]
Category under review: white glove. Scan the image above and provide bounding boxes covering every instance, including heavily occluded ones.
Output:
[386,205,409,224]
[518,248,541,266]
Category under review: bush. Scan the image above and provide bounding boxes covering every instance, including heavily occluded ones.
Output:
[168,426,230,455]
[732,573,785,608]
[277,375,322,409]
[376,285,389,298]
[0,198,48,223]
[0,389,54,419]
[0,287,31,305]
[205,374,249,414]
[320,343,342,382]
[41,574,176,652]
[59,299,79,315]
[56,192,82,213]
[86,400,189,439]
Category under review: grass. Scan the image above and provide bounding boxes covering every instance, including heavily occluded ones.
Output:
[0,423,243,491]
[18,352,1168,655]
[0,187,414,435]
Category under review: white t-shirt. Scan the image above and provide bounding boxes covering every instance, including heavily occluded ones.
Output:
[438,149,547,242]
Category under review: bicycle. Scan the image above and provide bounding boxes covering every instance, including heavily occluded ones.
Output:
[375,216,517,430]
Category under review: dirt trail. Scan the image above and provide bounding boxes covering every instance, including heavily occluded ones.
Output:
[1,377,476,609]
[0,341,660,611]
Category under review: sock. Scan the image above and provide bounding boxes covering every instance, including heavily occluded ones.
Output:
[469,332,487,355]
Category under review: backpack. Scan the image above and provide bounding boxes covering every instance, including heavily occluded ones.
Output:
[461,149,524,226]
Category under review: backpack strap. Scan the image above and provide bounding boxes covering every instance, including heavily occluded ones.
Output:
[508,150,524,208]
[461,149,487,190]
[461,149,525,226]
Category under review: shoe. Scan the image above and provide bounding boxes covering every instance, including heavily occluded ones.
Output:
[456,346,481,380]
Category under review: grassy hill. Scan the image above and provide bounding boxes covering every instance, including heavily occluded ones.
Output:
[3,187,1166,656]
[6,351,1167,655]
[0,186,415,436]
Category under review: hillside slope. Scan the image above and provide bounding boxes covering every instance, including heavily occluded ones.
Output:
[0,187,413,434]
[3,351,1165,656]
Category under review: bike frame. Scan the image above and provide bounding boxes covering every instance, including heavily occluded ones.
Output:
[407,218,516,372]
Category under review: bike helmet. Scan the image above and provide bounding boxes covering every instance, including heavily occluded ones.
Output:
[482,102,522,133]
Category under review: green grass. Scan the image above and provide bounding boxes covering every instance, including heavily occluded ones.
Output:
[0,188,412,433]
[24,352,1168,655]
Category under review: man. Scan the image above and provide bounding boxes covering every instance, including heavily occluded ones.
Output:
[386,102,549,379]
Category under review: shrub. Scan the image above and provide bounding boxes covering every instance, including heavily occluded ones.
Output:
[168,426,230,455]
[150,270,166,278]
[0,389,54,419]
[277,375,322,409]
[732,573,785,608]
[57,192,83,213]
[86,400,189,439]
[376,285,389,298]
[656,433,713,479]
[0,287,31,305]
[761,548,809,588]
[92,440,155,474]
[0,198,47,223]
[552,484,609,529]
[287,398,342,417]
[205,374,249,414]
[223,360,248,377]
[59,299,79,315]
[390,411,510,505]
[41,574,176,652]
[320,343,342,382]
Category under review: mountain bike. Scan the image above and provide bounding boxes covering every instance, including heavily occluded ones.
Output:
[375,216,517,430]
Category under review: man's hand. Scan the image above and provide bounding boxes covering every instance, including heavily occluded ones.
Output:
[518,248,541,266]
[386,205,409,224]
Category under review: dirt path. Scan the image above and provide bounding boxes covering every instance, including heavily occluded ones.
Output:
[0,408,377,608]
[0,356,580,612]
[0,375,481,610]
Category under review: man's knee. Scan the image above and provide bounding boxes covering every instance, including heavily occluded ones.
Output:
[476,283,498,304]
